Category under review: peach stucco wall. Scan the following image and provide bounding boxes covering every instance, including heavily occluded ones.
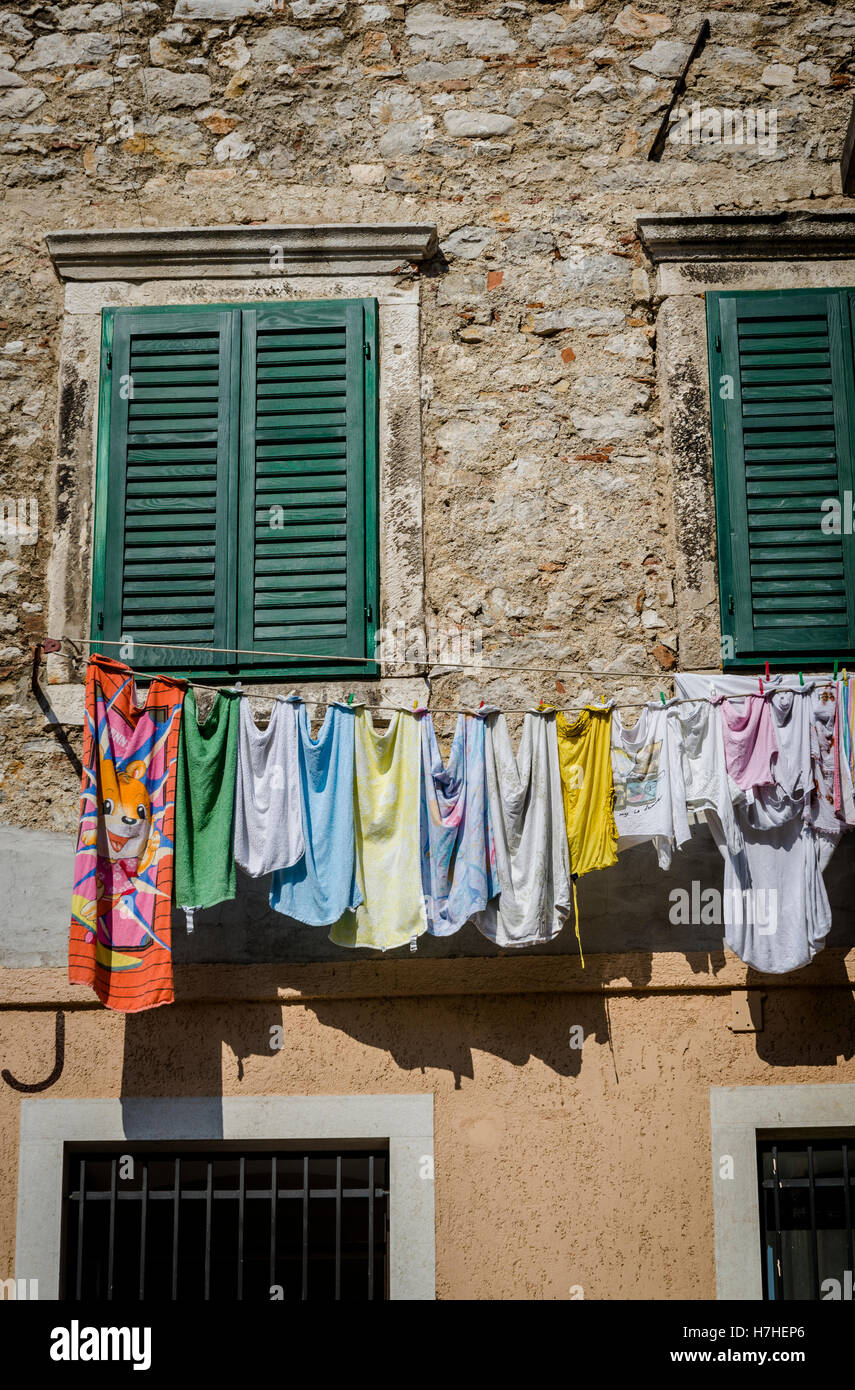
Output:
[2,952,855,1300]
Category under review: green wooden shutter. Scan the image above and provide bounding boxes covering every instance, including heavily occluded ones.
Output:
[93,307,240,670]
[237,299,379,673]
[707,288,855,664]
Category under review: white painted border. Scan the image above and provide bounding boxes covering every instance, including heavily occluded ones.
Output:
[16,1095,435,1301]
[710,1083,855,1299]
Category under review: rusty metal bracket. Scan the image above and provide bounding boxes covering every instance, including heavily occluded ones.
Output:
[2,1011,66,1093]
[647,20,711,163]
[31,636,62,695]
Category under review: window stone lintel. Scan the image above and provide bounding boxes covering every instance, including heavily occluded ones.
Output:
[45,223,440,281]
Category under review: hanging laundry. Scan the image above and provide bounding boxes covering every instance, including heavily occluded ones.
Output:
[809,683,843,835]
[173,688,240,916]
[834,680,855,826]
[743,686,813,828]
[419,709,499,935]
[69,654,185,1012]
[667,694,744,856]
[716,693,779,793]
[270,700,362,927]
[329,708,427,950]
[233,695,304,878]
[472,709,573,948]
[708,810,834,974]
[676,674,836,973]
[611,702,691,869]
[556,705,618,876]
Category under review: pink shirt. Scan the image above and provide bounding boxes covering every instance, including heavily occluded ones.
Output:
[717,694,778,791]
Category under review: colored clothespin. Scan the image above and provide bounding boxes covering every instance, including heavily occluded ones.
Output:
[834,660,839,681]
[479,700,484,709]
[844,668,849,686]
[347,692,354,704]
[799,671,804,686]
[758,676,763,694]
[764,661,770,682]
[660,691,666,705]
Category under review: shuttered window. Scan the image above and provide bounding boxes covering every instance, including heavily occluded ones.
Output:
[91,300,379,679]
[707,289,855,667]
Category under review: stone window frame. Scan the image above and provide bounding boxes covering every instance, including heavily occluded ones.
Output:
[710,1082,855,1300]
[636,210,855,673]
[15,1093,436,1300]
[43,223,437,712]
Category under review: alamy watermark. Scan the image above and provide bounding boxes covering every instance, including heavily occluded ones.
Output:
[669,101,778,155]
[374,620,483,667]
[0,496,38,544]
[669,883,778,933]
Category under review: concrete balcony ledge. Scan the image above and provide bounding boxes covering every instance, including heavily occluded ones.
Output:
[45,223,440,281]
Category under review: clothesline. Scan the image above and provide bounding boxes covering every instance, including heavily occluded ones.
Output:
[67,653,855,1012]
[41,634,844,697]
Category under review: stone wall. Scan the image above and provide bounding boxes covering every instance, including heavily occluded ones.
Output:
[0,0,850,834]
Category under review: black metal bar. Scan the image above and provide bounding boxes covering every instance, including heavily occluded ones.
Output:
[771,1145,783,1300]
[237,1155,245,1301]
[843,1144,854,1281]
[301,1156,309,1301]
[204,1160,212,1302]
[269,1156,277,1293]
[367,1155,374,1302]
[647,20,711,162]
[807,1145,820,1301]
[107,1157,117,1301]
[138,1159,148,1302]
[335,1154,342,1301]
[75,1158,86,1300]
[171,1157,180,1301]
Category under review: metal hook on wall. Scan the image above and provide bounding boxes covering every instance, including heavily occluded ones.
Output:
[2,1011,65,1093]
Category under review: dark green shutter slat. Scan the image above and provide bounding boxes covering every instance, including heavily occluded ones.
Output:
[708,288,855,662]
[98,308,240,669]
[237,300,378,666]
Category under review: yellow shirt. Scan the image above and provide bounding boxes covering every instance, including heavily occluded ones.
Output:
[329,708,427,951]
[556,706,618,876]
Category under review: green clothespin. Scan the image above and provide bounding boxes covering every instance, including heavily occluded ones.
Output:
[799,671,804,686]
[347,692,354,704]
[660,691,666,705]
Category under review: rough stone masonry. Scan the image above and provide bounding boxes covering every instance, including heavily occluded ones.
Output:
[0,0,851,832]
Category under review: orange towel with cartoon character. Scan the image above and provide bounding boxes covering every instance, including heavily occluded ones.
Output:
[69,655,185,1011]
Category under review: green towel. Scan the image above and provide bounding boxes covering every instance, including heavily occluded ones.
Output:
[174,689,240,911]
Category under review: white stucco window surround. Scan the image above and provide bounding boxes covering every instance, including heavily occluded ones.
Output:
[16,1094,435,1300]
[41,223,438,712]
[710,1083,855,1300]
[636,210,855,672]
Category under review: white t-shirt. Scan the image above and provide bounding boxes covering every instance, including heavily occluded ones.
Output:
[668,691,744,855]
[611,702,691,869]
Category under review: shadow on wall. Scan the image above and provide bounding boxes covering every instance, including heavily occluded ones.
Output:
[118,988,618,1094]
[173,828,855,971]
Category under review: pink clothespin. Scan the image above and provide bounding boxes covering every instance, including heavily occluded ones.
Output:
[765,661,770,682]
[758,675,763,694]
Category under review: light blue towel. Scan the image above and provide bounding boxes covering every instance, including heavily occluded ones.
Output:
[269,701,362,926]
[420,710,499,935]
